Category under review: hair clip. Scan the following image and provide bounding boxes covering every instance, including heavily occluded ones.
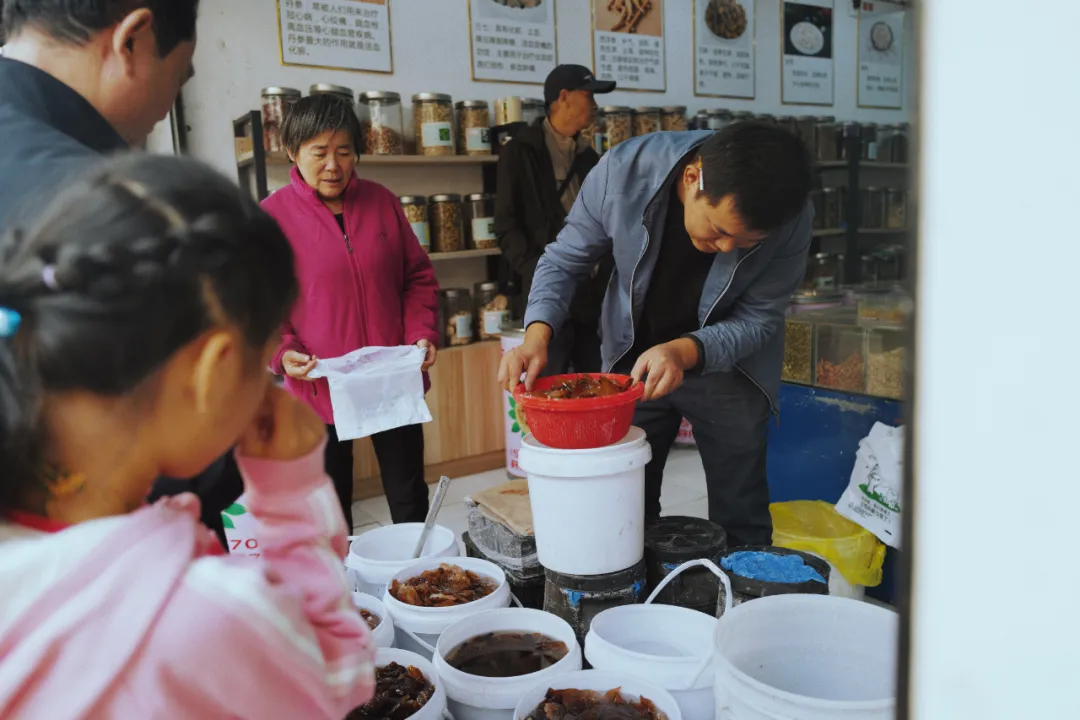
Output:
[42,265,60,291]
[0,308,22,338]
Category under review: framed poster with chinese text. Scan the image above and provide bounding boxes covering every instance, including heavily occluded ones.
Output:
[781,0,834,106]
[278,0,393,74]
[592,0,666,93]
[857,1,905,109]
[694,0,755,99]
[469,0,558,85]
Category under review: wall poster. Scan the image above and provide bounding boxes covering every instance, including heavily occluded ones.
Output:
[469,0,557,85]
[694,0,756,99]
[857,1,905,109]
[592,0,666,92]
[781,0,834,105]
[278,0,392,73]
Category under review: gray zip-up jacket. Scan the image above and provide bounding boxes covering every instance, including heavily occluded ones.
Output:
[524,131,813,410]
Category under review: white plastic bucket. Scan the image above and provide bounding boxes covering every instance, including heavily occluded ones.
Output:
[514,670,682,720]
[346,523,461,596]
[585,559,731,720]
[367,647,447,720]
[713,594,898,719]
[517,427,651,576]
[434,608,583,720]
[351,591,396,649]
[383,557,512,661]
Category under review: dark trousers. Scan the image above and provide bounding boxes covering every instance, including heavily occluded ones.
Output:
[147,453,244,550]
[325,423,430,529]
[625,368,773,548]
[543,319,603,376]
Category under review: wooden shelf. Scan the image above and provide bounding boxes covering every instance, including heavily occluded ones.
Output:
[427,248,500,261]
[813,229,846,237]
[237,151,498,169]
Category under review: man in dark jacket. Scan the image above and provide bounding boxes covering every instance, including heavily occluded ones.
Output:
[0,0,242,547]
[495,64,615,375]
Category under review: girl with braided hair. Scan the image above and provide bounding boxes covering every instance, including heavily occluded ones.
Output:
[0,154,374,718]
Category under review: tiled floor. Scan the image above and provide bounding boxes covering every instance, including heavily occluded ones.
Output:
[351,446,708,537]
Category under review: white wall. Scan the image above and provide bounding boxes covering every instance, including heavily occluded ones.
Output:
[911,1,1080,718]
[184,0,913,173]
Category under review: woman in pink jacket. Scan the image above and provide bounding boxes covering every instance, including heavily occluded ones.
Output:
[262,94,440,529]
[0,154,373,718]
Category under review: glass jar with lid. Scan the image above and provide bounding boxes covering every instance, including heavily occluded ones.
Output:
[860,187,886,229]
[260,87,301,153]
[309,83,354,103]
[755,113,777,125]
[876,124,899,164]
[810,252,841,291]
[399,196,430,252]
[860,254,880,285]
[465,193,497,250]
[860,123,879,161]
[707,109,734,131]
[474,281,510,341]
[815,321,866,394]
[731,110,755,124]
[660,106,688,132]
[814,119,843,162]
[429,194,465,252]
[775,115,798,135]
[693,109,709,130]
[633,107,662,136]
[821,187,843,229]
[601,106,633,148]
[412,93,455,156]
[888,123,911,163]
[839,122,861,161]
[522,98,546,126]
[440,289,475,347]
[456,100,492,157]
[796,116,818,153]
[809,190,824,231]
[358,91,403,156]
[884,188,907,230]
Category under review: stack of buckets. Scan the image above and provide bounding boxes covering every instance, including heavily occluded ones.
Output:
[517,425,653,645]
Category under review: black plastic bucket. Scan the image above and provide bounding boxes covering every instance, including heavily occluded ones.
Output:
[645,515,728,615]
[543,561,647,647]
[716,545,830,616]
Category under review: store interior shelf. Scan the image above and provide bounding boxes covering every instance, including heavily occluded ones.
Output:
[813,229,846,237]
[427,248,500,262]
[236,151,498,169]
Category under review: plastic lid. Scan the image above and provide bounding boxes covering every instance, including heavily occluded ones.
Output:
[359,90,401,102]
[645,516,727,560]
[398,195,427,204]
[429,193,462,203]
[413,92,453,103]
[262,86,302,97]
[440,288,470,299]
[465,193,495,201]
[601,105,632,113]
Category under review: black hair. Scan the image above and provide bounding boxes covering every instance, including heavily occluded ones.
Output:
[1,0,198,56]
[699,122,816,232]
[280,93,363,158]
[0,154,297,511]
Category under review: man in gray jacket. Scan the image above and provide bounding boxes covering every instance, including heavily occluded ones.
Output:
[499,123,815,546]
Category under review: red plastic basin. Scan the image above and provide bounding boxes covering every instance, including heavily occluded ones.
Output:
[512,373,644,450]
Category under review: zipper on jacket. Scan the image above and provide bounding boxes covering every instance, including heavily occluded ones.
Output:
[342,230,353,254]
[608,221,653,372]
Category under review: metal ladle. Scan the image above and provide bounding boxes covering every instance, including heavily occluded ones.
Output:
[412,476,451,559]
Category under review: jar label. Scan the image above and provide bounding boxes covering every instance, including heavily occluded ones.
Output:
[455,313,473,340]
[471,217,496,242]
[866,142,878,160]
[466,126,491,152]
[484,309,510,336]
[410,221,430,249]
[421,121,453,147]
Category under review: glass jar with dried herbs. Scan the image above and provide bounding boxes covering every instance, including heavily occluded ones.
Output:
[399,196,430,252]
[456,100,492,156]
[260,87,301,154]
[412,93,455,156]
[429,194,465,253]
[358,91,403,155]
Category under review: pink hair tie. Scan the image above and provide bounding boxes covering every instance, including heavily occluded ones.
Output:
[41,265,60,291]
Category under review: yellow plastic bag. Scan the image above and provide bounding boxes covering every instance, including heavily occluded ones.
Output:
[770,500,886,587]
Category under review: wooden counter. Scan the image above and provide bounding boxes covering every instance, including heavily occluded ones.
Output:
[351,340,505,501]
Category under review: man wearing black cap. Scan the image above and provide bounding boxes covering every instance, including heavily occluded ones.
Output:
[495,64,616,375]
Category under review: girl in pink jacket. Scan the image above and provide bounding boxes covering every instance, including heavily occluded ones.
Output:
[0,155,373,719]
[261,94,440,530]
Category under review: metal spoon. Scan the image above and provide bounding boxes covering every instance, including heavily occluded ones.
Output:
[412,476,451,559]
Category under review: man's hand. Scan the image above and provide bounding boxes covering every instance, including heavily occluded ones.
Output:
[239,386,326,461]
[498,323,552,393]
[630,338,700,402]
[282,350,318,381]
[417,339,437,372]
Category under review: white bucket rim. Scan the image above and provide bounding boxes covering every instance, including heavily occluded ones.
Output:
[383,557,510,624]
[714,594,898,710]
[351,592,390,630]
[513,669,683,720]
[586,604,715,667]
[372,647,447,719]
[347,523,458,568]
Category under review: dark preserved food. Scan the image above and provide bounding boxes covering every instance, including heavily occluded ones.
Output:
[524,688,668,720]
[445,632,569,677]
[359,609,380,631]
[390,564,497,607]
[526,376,632,400]
[347,663,434,720]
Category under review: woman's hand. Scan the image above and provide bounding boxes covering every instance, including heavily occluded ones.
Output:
[282,350,318,380]
[239,386,326,461]
[417,339,437,372]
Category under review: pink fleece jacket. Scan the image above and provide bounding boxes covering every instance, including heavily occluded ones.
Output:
[0,442,374,719]
[262,168,440,425]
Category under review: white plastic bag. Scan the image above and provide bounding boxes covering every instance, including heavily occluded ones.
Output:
[308,346,431,441]
[835,422,904,549]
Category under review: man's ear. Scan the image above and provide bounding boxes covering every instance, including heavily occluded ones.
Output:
[111,9,155,75]
[191,330,236,414]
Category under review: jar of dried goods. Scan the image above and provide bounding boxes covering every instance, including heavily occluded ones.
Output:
[796,115,818,153]
[840,122,861,161]
[782,319,814,385]
[861,123,879,161]
[888,123,911,163]
[456,100,492,156]
[814,118,842,162]
[522,98,546,126]
[810,252,840,291]
[693,109,709,130]
[601,106,633,148]
[821,187,843,229]
[465,193,497,250]
[776,115,798,135]
[706,109,734,131]
[309,83,355,103]
[429,194,465,253]
[633,107,662,136]
[399,196,430,252]
[884,188,907,230]
[814,324,866,394]
[440,289,474,347]
[412,93,455,156]
[474,281,510,341]
[494,96,524,126]
[358,91,403,155]
[660,106,688,132]
[860,187,885,229]
[261,87,301,154]
[580,117,598,153]
[731,111,755,124]
[810,190,824,230]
